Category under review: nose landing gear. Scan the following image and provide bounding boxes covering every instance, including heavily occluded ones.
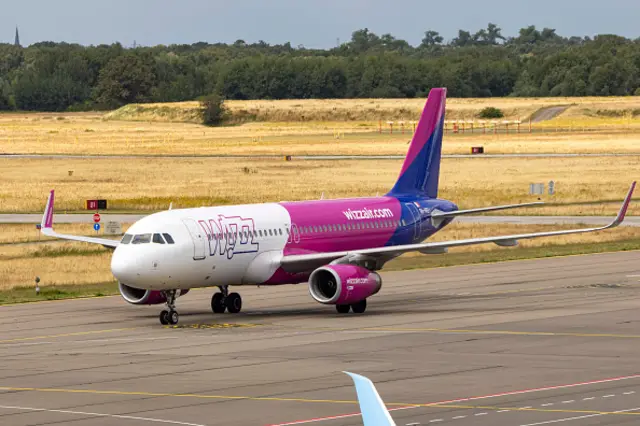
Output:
[159,290,179,325]
[210,286,243,314]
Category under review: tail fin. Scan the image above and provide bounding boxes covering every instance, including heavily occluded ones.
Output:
[344,372,396,426]
[387,88,446,199]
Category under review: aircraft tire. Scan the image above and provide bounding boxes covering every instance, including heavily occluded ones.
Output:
[226,293,242,313]
[168,310,179,325]
[336,304,351,314]
[351,299,367,314]
[160,310,170,325]
[211,293,226,313]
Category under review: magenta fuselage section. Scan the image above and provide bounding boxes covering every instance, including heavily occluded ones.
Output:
[282,197,401,255]
[262,195,457,286]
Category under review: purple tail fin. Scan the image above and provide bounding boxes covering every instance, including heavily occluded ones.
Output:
[387,88,446,199]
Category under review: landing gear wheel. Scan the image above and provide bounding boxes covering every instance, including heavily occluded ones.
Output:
[159,290,179,325]
[168,310,179,325]
[211,293,226,313]
[351,299,367,314]
[336,304,351,314]
[226,293,242,313]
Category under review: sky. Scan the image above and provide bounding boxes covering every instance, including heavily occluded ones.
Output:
[4,0,640,48]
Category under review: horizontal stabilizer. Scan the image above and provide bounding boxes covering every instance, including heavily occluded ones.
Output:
[431,202,543,227]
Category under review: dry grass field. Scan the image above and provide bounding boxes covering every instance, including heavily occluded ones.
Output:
[2,222,639,291]
[0,156,637,215]
[105,96,640,123]
[2,97,640,157]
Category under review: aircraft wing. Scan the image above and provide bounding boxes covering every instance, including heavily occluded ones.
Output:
[344,372,396,426]
[281,182,635,273]
[40,190,120,249]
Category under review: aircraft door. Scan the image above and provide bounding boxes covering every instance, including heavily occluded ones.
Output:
[404,203,421,241]
[181,218,206,260]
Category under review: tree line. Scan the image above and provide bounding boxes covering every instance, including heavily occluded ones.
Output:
[1,24,640,112]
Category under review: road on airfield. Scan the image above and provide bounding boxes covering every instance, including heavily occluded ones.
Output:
[2,213,640,226]
[1,250,640,425]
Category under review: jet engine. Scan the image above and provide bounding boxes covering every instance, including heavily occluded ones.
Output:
[308,265,381,305]
[118,282,189,305]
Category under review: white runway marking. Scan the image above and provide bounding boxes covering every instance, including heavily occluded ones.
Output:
[517,406,640,426]
[603,394,615,398]
[0,405,205,426]
[541,403,555,406]
[582,397,595,401]
[452,416,467,420]
[624,391,636,395]
[561,400,574,404]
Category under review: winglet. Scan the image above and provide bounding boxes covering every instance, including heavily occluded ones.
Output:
[344,372,396,426]
[41,190,55,230]
[611,181,636,227]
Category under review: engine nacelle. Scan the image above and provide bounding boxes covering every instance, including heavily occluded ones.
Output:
[308,265,382,305]
[118,282,189,305]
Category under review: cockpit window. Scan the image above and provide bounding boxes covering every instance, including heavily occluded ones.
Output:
[152,233,166,244]
[162,233,175,244]
[121,234,133,244]
[131,233,152,244]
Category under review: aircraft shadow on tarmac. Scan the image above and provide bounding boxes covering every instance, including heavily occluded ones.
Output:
[129,292,524,324]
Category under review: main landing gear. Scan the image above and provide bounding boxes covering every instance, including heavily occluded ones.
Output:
[159,290,179,325]
[336,298,367,314]
[211,286,242,314]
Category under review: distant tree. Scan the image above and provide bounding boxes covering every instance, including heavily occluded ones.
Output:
[93,54,155,107]
[348,28,381,53]
[200,92,227,125]
[451,30,474,47]
[474,23,505,45]
[420,30,444,47]
[0,78,13,110]
[479,106,504,118]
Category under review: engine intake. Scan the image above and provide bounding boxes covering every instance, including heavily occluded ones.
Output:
[118,282,189,305]
[308,265,381,305]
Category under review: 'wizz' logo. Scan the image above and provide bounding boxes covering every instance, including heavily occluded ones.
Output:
[198,215,259,259]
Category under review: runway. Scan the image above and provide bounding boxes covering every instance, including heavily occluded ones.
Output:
[1,250,640,425]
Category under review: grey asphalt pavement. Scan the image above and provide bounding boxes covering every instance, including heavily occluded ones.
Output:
[1,251,640,425]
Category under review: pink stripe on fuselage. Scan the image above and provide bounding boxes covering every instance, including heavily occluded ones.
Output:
[398,88,446,177]
[263,197,402,285]
[281,197,402,255]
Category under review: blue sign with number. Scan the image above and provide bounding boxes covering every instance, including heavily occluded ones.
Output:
[94,223,101,231]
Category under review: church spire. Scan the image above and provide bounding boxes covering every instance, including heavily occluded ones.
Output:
[14,27,20,47]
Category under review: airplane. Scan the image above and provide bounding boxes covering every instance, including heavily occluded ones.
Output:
[39,88,636,325]
[345,372,396,426]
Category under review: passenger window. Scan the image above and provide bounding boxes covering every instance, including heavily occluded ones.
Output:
[121,234,133,244]
[152,233,166,244]
[132,233,152,244]
[279,229,283,235]
[268,229,272,236]
[163,233,175,244]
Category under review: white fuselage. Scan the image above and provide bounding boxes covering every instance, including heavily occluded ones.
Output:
[111,204,291,290]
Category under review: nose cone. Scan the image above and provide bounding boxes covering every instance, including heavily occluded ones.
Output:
[111,247,137,284]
